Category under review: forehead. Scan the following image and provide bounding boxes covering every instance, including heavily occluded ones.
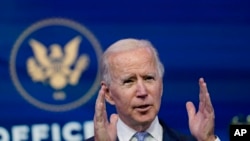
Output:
[108,47,157,73]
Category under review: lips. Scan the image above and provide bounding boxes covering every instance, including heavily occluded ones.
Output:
[134,104,152,112]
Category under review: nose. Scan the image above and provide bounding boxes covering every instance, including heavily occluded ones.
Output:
[136,80,148,98]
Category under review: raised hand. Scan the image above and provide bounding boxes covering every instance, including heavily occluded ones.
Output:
[94,85,118,141]
[186,78,216,141]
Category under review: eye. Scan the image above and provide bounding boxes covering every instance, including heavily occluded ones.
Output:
[144,76,155,81]
[123,79,134,84]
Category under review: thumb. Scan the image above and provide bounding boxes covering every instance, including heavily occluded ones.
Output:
[109,114,118,140]
[186,101,196,121]
[110,113,118,126]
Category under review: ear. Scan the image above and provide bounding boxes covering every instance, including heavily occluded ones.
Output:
[101,81,115,105]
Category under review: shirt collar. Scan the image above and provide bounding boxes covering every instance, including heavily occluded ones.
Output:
[117,116,163,141]
[146,116,163,141]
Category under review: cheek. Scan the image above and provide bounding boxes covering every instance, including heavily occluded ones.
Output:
[151,85,163,105]
[153,94,162,107]
[156,81,163,96]
[111,90,136,113]
[111,90,132,106]
[114,96,133,115]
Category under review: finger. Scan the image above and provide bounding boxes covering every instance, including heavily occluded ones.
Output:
[199,78,208,101]
[199,78,214,115]
[205,91,214,114]
[199,78,208,112]
[94,85,107,123]
[186,101,196,121]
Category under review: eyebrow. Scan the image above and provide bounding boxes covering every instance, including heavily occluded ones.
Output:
[120,73,156,80]
[120,74,135,81]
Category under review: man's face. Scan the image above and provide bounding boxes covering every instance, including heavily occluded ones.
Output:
[106,47,163,129]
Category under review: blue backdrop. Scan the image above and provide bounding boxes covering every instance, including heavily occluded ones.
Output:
[0,0,250,140]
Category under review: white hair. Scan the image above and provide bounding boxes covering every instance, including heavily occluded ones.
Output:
[100,38,165,85]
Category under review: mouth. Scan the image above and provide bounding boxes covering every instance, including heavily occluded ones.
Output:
[134,104,152,112]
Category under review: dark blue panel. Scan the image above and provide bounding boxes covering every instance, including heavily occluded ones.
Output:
[0,0,250,140]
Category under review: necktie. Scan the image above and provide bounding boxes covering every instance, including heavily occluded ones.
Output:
[134,132,148,141]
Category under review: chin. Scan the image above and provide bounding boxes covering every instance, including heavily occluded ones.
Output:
[135,114,155,124]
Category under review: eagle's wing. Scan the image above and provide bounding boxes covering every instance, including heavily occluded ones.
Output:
[29,39,51,68]
[63,36,82,66]
[69,54,89,85]
[26,57,46,81]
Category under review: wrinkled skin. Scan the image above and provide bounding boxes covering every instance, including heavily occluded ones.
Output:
[93,48,216,141]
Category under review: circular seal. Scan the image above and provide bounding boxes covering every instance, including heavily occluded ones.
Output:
[10,18,102,112]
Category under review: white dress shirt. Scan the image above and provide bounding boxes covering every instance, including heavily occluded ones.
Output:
[117,116,163,141]
[116,116,220,141]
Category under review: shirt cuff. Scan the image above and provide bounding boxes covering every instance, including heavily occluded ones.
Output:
[214,135,220,141]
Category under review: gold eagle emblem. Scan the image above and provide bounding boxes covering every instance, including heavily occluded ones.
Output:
[27,36,89,90]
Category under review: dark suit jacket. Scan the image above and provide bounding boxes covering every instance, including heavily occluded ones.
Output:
[85,120,197,141]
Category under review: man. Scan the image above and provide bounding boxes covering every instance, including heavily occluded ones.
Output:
[86,38,220,141]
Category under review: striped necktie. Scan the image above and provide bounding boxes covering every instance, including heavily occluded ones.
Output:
[134,132,149,141]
